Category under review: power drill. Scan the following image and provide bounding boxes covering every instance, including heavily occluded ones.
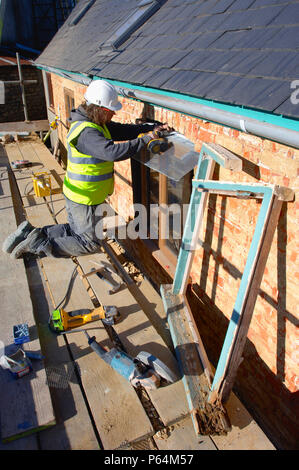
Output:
[49,306,120,333]
[139,131,169,154]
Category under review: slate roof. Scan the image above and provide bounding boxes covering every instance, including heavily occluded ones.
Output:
[37,0,299,120]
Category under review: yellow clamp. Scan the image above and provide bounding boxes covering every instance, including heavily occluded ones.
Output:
[43,116,59,143]
[50,117,58,129]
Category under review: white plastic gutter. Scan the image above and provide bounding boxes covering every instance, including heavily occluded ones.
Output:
[116,86,299,150]
[35,63,299,150]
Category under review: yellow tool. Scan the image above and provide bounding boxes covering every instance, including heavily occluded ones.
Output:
[138,131,169,154]
[43,115,59,143]
[32,171,52,197]
[49,306,120,333]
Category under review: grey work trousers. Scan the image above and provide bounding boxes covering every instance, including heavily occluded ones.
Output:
[33,196,103,258]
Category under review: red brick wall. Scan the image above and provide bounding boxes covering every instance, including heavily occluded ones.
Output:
[50,74,299,449]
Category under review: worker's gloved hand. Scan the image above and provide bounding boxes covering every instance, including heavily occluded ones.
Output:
[139,132,156,144]
[138,131,169,154]
[153,123,173,134]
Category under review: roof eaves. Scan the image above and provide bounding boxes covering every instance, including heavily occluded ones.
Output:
[35,63,299,138]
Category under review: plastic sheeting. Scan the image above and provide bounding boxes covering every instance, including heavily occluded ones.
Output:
[131,132,199,181]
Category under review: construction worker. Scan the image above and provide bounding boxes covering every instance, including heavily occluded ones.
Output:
[2,80,170,259]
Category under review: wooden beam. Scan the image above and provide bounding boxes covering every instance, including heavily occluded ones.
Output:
[1,80,37,85]
[162,143,244,436]
[201,143,243,171]
[153,415,217,450]
[161,284,230,436]
[178,178,288,404]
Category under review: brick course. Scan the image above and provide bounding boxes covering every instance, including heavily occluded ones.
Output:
[50,74,299,449]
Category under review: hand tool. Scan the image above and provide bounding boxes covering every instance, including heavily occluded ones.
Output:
[91,267,122,294]
[43,115,59,143]
[49,265,124,350]
[138,131,170,154]
[84,260,122,294]
[135,351,179,384]
[84,330,177,390]
[82,260,122,294]
[11,160,32,169]
[0,349,32,379]
[49,305,120,333]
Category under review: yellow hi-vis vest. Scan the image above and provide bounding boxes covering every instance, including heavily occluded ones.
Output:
[63,121,114,205]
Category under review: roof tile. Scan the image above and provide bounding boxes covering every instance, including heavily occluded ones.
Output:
[143,67,178,88]
[271,3,299,26]
[144,49,189,67]
[161,69,203,92]
[36,0,299,119]
[274,96,299,119]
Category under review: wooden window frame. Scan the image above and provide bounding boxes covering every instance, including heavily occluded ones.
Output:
[46,72,55,111]
[160,142,294,436]
[141,163,193,277]
[64,87,75,129]
[159,173,193,268]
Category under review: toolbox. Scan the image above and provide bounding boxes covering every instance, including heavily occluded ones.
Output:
[0,349,32,379]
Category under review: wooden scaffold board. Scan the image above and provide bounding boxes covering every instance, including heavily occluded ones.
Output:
[0,144,55,443]
[3,139,157,449]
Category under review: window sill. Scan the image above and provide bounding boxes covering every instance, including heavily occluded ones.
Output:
[142,239,177,279]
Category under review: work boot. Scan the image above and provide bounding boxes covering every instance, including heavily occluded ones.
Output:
[2,220,34,254]
[10,228,44,259]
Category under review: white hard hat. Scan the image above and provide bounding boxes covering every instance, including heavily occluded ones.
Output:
[84,80,122,111]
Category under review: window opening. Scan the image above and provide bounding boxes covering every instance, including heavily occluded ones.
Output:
[98,1,164,54]
[146,167,193,264]
[69,0,96,26]
[64,88,75,128]
[165,173,192,255]
[46,73,54,110]
[138,130,197,267]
